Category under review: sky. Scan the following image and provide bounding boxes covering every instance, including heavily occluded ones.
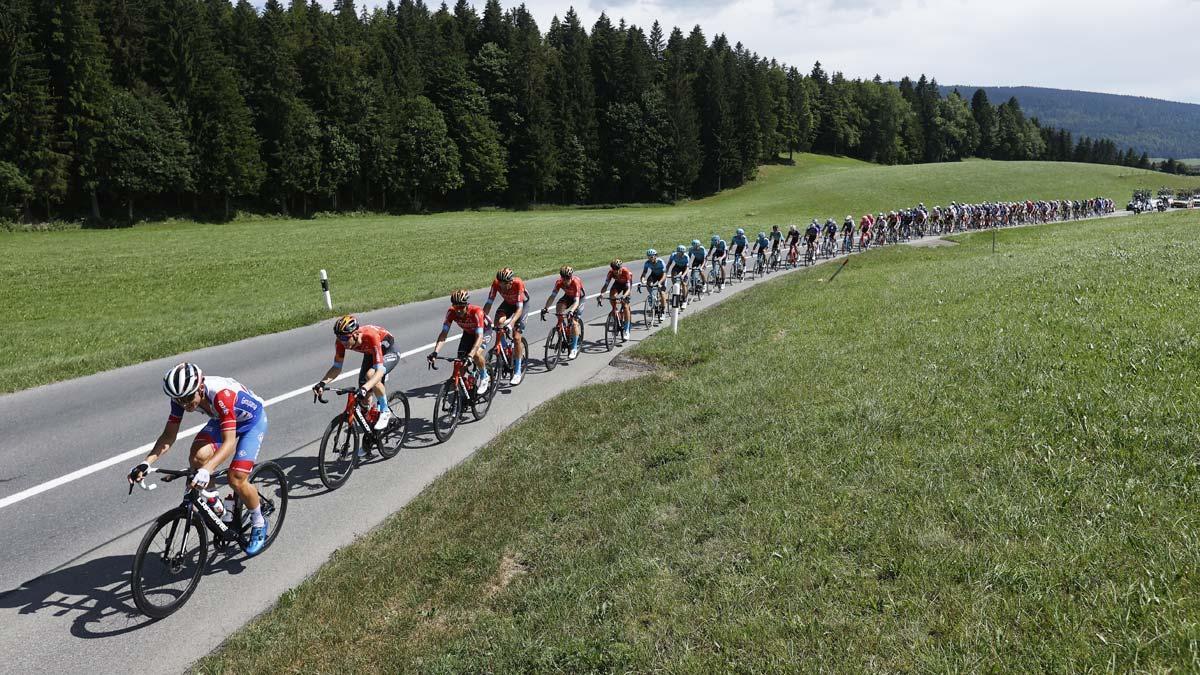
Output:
[295,0,1200,104]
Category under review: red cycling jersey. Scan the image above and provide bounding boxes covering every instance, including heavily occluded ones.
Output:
[553,275,585,299]
[488,277,527,306]
[334,325,392,367]
[444,304,487,333]
[606,267,633,286]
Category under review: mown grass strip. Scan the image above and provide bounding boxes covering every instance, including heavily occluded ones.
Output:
[196,210,1200,672]
[2,157,1192,393]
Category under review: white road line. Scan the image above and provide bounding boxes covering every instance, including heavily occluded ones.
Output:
[0,335,462,511]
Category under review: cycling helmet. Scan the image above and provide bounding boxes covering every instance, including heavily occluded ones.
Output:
[691,239,701,247]
[758,232,766,238]
[450,288,470,306]
[333,314,358,336]
[496,267,514,283]
[771,225,780,230]
[646,248,657,257]
[610,258,621,270]
[676,244,686,253]
[710,234,719,244]
[736,228,745,236]
[163,362,203,399]
[559,265,573,278]
[789,224,798,232]
[845,215,852,221]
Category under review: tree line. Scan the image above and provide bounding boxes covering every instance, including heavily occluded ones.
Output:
[0,0,1183,224]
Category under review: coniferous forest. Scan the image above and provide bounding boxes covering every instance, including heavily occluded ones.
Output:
[0,0,1183,224]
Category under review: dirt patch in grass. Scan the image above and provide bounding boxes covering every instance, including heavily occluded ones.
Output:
[484,553,529,599]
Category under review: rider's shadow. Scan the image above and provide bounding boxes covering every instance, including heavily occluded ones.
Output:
[0,553,152,638]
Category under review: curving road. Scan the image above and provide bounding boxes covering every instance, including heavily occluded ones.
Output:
[0,251,828,673]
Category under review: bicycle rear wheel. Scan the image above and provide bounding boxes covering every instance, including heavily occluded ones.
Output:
[543,327,562,371]
[377,391,410,459]
[433,379,462,442]
[233,461,288,554]
[131,508,209,619]
[318,414,358,490]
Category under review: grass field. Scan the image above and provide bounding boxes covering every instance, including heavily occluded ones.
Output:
[196,211,1200,672]
[2,156,1194,393]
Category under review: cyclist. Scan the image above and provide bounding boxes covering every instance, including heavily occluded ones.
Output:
[482,267,529,385]
[687,239,707,296]
[709,234,728,287]
[730,227,749,277]
[785,225,801,263]
[751,231,770,271]
[822,218,838,251]
[803,220,819,259]
[312,315,399,431]
[429,289,490,393]
[840,216,854,251]
[128,363,271,555]
[598,258,633,340]
[541,265,586,359]
[640,248,667,321]
[858,213,873,248]
[666,244,690,307]
[768,225,783,261]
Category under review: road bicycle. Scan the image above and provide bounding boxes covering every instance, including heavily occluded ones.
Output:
[820,235,837,258]
[730,253,746,282]
[541,310,585,370]
[803,240,817,266]
[636,282,665,328]
[786,242,800,268]
[313,385,409,490]
[129,463,288,618]
[428,355,496,442]
[707,256,724,291]
[841,231,854,254]
[752,250,767,277]
[688,265,707,301]
[598,293,631,350]
[485,323,528,386]
[768,246,782,271]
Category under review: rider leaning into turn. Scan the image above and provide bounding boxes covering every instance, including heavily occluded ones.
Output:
[312,315,399,431]
[599,258,634,340]
[429,289,490,394]
[483,267,529,386]
[128,363,271,555]
[541,265,586,360]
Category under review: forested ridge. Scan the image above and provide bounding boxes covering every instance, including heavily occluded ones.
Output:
[941,85,1200,160]
[0,0,1180,224]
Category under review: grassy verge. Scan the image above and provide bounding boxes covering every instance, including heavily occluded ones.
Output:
[196,211,1200,672]
[2,156,1192,393]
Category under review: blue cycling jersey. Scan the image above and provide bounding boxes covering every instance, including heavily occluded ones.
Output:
[712,240,727,253]
[689,245,707,261]
[731,234,748,247]
[755,236,769,249]
[667,252,689,268]
[643,258,666,277]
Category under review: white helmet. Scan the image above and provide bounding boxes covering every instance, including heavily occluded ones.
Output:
[163,362,203,399]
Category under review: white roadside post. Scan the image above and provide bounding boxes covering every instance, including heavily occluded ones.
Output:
[320,269,332,310]
[671,276,680,334]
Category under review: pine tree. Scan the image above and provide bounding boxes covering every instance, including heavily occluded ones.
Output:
[97,86,193,221]
[970,88,995,158]
[394,95,462,210]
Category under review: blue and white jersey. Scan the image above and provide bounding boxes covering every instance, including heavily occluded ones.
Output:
[667,252,689,269]
[731,233,748,247]
[688,245,707,262]
[712,239,727,254]
[643,258,666,278]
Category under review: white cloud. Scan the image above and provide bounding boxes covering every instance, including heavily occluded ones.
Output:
[295,0,1200,103]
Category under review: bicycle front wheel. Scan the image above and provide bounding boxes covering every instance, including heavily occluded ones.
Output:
[543,327,562,371]
[472,364,497,421]
[604,313,619,350]
[433,379,462,442]
[131,509,209,619]
[318,414,358,490]
[377,390,411,459]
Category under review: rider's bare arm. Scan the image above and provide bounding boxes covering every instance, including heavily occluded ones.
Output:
[143,419,181,467]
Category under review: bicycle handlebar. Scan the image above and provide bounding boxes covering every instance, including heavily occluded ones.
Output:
[128,466,191,494]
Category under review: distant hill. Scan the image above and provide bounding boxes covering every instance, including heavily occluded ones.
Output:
[939,86,1200,159]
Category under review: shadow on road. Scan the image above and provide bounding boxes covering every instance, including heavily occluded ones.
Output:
[0,554,154,639]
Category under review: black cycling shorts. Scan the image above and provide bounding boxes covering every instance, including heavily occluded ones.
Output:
[609,282,629,294]
[494,302,526,331]
[358,335,400,385]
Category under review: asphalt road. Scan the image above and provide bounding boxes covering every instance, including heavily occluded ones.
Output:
[0,247,830,673]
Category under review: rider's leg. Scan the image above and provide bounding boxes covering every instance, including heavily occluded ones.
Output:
[622,293,632,330]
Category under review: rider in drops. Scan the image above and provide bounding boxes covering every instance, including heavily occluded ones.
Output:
[640,248,667,321]
[541,265,586,360]
[710,234,728,287]
[429,289,490,394]
[599,258,634,340]
[666,245,691,307]
[128,363,271,555]
[312,315,399,431]
[482,267,529,386]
